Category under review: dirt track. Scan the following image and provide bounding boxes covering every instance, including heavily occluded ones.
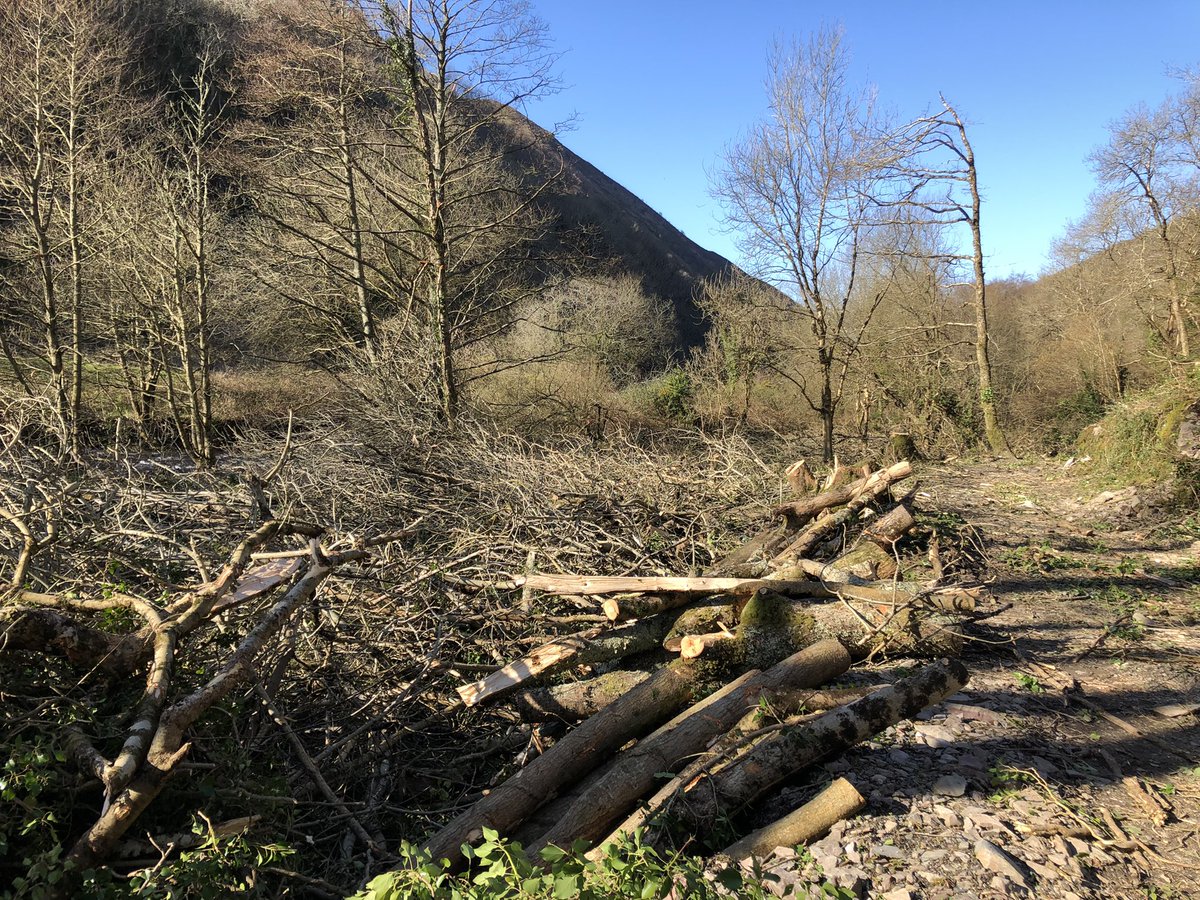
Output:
[752,458,1200,899]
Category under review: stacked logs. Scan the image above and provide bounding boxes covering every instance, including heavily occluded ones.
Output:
[424,458,981,870]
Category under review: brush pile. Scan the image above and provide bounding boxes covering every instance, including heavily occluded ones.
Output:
[424,457,989,869]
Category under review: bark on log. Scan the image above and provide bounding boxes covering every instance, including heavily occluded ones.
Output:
[771,462,911,524]
[658,658,969,846]
[785,459,817,494]
[734,590,964,666]
[861,504,917,547]
[457,618,671,707]
[506,670,652,722]
[528,640,852,855]
[424,659,704,870]
[720,777,866,862]
[711,462,911,578]
[522,574,827,598]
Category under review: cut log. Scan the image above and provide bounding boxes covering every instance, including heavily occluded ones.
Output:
[720,777,866,862]
[425,658,704,870]
[815,542,898,582]
[711,461,912,578]
[861,504,917,547]
[734,590,964,666]
[506,670,653,722]
[772,462,913,565]
[527,639,852,856]
[655,658,969,847]
[456,618,671,707]
[771,461,911,524]
[680,630,736,659]
[521,574,826,597]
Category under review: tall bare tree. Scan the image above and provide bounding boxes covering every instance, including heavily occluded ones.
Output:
[373,0,561,421]
[1090,98,1196,360]
[712,28,892,461]
[0,0,125,455]
[881,97,1011,455]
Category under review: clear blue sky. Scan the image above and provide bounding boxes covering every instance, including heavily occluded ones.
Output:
[523,0,1200,280]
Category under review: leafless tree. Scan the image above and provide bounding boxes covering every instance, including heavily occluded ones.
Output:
[371,0,563,421]
[712,28,896,460]
[879,97,1011,455]
[1090,96,1197,360]
[0,0,126,456]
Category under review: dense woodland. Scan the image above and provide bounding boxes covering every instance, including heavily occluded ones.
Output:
[1,1,1199,898]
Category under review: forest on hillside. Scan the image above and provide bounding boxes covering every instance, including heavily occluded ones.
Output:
[2,1,1199,898]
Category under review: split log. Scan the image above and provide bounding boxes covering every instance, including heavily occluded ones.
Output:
[528,640,852,855]
[599,578,832,622]
[506,670,653,722]
[457,618,671,707]
[655,658,969,846]
[720,777,866,862]
[424,658,705,870]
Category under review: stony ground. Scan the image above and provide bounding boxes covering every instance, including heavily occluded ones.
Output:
[746,458,1200,899]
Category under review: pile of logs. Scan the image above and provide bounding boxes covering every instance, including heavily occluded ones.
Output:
[425,458,981,869]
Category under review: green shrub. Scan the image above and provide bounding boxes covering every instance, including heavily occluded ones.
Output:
[650,368,693,421]
[354,830,770,900]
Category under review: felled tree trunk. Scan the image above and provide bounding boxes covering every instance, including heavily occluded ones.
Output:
[457,617,673,707]
[527,639,852,855]
[423,658,704,870]
[719,776,866,863]
[656,659,969,848]
[713,462,912,577]
[733,590,963,666]
[507,670,652,722]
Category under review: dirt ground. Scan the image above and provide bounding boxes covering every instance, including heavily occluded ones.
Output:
[749,458,1200,899]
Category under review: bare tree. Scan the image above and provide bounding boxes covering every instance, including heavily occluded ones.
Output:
[881,97,1011,455]
[373,0,562,421]
[712,28,893,461]
[1090,98,1196,360]
[0,0,125,455]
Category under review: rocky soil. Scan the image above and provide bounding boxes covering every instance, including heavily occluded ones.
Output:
[740,458,1200,899]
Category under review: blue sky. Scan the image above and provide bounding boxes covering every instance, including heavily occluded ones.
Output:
[523,1,1200,280]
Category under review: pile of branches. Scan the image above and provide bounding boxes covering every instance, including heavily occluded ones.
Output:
[410,456,989,872]
[0,416,802,892]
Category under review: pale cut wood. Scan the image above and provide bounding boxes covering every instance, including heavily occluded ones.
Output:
[785,459,817,494]
[721,777,866,862]
[772,462,913,565]
[457,618,671,707]
[528,639,852,856]
[772,461,911,522]
[680,629,735,659]
[457,628,602,706]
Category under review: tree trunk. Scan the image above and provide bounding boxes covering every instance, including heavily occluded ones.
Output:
[506,670,653,722]
[720,776,865,862]
[422,659,705,871]
[528,639,853,855]
[655,658,968,848]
